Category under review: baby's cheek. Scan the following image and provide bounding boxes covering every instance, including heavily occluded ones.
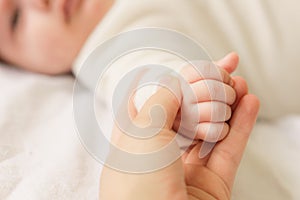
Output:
[23,36,73,73]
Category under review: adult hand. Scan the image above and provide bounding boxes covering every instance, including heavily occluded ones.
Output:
[100,54,259,200]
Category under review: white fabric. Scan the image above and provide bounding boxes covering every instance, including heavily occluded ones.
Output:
[233,116,300,200]
[0,65,101,200]
[1,0,300,199]
[74,0,300,120]
[1,65,300,199]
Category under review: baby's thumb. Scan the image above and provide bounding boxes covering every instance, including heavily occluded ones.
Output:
[136,76,182,130]
[215,52,239,74]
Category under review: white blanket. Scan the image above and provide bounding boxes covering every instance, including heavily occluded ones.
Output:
[1,65,300,200]
[0,66,101,200]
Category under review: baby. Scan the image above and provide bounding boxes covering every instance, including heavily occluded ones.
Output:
[0,1,250,199]
[0,0,239,143]
[0,0,113,74]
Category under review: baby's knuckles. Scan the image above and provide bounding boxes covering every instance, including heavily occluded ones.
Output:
[191,80,236,104]
[180,62,232,85]
[196,122,229,142]
[196,102,231,122]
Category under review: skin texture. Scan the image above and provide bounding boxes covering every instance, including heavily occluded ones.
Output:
[100,53,260,200]
[0,0,114,74]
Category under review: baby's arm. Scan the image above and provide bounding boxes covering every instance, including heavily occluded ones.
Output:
[174,56,237,143]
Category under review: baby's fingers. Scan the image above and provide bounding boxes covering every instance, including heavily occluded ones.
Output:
[180,61,233,86]
[196,122,229,142]
[191,80,236,105]
[173,121,229,142]
[177,102,231,123]
[196,102,231,122]
[215,52,239,74]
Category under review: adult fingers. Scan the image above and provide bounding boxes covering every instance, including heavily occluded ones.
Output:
[135,76,182,130]
[206,94,260,190]
[231,76,248,111]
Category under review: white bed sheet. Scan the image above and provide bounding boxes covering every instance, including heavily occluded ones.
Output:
[233,116,300,200]
[1,64,300,200]
[0,65,101,200]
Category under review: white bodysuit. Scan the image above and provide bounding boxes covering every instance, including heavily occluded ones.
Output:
[73,0,300,120]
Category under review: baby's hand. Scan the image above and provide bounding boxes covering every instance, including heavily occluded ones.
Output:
[173,56,237,143]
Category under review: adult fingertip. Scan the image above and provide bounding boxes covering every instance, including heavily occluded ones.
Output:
[137,75,182,129]
[232,76,248,93]
[231,76,248,110]
[244,94,260,116]
[230,94,260,133]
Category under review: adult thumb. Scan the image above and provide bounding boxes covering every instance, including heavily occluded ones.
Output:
[135,76,182,130]
[206,94,260,189]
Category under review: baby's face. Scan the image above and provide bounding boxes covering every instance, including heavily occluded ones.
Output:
[0,0,113,74]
